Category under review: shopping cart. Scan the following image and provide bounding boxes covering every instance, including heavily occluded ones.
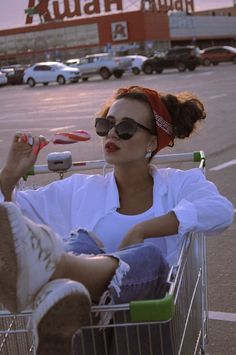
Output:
[0,151,208,355]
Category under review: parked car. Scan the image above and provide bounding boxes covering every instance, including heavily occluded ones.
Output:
[125,55,148,75]
[66,53,132,80]
[23,62,81,87]
[200,46,236,66]
[5,66,26,85]
[0,71,8,86]
[142,46,202,74]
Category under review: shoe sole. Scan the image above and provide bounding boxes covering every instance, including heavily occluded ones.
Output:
[37,293,91,355]
[0,204,18,312]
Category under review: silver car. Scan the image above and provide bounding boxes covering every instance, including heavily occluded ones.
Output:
[66,53,132,80]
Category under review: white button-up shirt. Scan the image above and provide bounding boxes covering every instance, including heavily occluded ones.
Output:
[0,166,233,265]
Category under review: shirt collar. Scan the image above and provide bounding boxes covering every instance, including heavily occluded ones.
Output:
[104,166,168,213]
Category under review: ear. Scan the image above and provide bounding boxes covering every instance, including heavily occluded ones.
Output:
[147,136,157,153]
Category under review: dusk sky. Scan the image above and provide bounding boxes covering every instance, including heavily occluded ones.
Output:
[0,0,234,30]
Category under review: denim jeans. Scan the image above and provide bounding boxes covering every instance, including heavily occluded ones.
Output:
[64,229,169,305]
[65,229,170,355]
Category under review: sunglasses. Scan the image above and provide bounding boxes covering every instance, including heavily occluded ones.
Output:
[95,117,154,140]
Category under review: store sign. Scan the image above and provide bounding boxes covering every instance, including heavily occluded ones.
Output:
[141,0,194,13]
[25,0,195,25]
[111,21,128,41]
[25,0,123,24]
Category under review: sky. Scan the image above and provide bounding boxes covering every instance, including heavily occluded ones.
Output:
[0,0,234,30]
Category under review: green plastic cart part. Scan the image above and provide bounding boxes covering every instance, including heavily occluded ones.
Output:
[193,150,205,163]
[130,293,175,322]
[23,166,35,181]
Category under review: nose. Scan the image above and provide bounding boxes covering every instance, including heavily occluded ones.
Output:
[106,125,118,138]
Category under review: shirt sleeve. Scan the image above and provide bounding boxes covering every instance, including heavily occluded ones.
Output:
[171,168,234,237]
[0,174,83,238]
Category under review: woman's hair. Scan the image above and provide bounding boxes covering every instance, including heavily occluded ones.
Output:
[160,92,206,139]
[98,90,206,142]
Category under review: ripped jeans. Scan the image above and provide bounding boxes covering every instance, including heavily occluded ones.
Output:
[64,229,169,310]
[65,229,170,355]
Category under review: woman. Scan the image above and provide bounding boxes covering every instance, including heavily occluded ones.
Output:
[0,86,233,355]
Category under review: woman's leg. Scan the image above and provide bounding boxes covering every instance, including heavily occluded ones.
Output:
[0,202,168,310]
[107,243,169,303]
[55,230,119,302]
[59,241,169,355]
[0,202,169,355]
[0,202,118,310]
[53,240,169,307]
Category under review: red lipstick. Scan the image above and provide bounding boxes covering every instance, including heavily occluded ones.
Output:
[105,142,120,153]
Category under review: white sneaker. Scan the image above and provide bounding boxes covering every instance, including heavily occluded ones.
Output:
[0,202,64,313]
[30,279,91,355]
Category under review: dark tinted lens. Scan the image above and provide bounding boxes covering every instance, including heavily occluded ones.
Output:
[95,118,111,136]
[116,120,137,139]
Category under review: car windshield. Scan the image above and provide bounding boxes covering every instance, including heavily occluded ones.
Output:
[79,58,88,64]
[52,63,67,69]
[155,51,166,57]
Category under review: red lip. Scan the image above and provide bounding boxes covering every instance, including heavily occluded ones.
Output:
[105,141,120,153]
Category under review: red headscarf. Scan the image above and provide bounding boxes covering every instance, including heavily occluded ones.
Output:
[116,86,173,152]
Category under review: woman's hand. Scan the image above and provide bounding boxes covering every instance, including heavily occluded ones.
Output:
[0,133,48,200]
[118,224,145,250]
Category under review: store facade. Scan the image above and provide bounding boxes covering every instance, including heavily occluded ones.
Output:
[0,0,235,66]
[0,0,182,65]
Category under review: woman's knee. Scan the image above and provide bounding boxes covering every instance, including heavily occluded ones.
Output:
[123,242,165,262]
[113,242,168,275]
[64,229,104,255]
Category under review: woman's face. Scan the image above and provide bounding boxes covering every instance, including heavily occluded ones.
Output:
[101,98,157,166]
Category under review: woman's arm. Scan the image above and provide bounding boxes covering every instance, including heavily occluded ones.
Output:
[118,211,179,249]
[119,169,234,249]
[171,168,234,236]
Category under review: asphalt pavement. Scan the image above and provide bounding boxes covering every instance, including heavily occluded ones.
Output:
[0,63,235,354]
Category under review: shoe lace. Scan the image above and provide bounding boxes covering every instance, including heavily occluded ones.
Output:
[29,225,58,272]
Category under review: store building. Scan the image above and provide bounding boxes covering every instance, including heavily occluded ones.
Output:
[0,0,235,66]
[169,11,236,48]
[0,0,177,65]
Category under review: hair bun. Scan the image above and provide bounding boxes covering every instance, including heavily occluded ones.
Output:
[161,92,206,139]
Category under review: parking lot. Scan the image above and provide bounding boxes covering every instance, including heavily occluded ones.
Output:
[0,63,236,354]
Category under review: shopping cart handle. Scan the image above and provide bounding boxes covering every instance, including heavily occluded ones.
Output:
[24,150,206,178]
[130,293,175,322]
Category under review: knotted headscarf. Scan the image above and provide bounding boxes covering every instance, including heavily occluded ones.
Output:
[116,86,174,152]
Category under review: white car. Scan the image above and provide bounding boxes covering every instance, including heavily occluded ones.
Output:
[125,55,148,75]
[23,62,81,87]
[0,71,8,86]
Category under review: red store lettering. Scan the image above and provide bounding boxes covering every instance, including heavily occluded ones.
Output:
[25,0,123,24]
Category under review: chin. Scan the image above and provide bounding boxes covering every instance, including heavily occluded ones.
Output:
[104,155,116,164]
[104,153,125,166]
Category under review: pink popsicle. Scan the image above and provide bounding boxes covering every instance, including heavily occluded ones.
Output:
[51,130,91,144]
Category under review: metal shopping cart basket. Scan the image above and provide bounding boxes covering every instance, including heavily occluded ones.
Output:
[0,151,208,355]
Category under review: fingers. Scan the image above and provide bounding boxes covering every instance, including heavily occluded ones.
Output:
[39,135,49,150]
[33,135,49,155]
[13,133,49,155]
[14,132,34,146]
